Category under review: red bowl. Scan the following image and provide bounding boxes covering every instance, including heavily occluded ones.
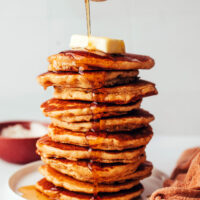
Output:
[0,121,48,164]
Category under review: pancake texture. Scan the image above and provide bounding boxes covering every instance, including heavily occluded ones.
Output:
[36,49,157,199]
[41,98,142,121]
[48,124,153,150]
[48,50,155,71]
[37,135,146,163]
[36,178,144,200]
[53,80,158,104]
[50,109,154,132]
[39,165,143,194]
[41,154,146,183]
[37,70,139,89]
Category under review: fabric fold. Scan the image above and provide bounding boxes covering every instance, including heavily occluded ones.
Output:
[150,147,200,200]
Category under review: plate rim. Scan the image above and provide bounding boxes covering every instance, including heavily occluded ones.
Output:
[8,160,43,200]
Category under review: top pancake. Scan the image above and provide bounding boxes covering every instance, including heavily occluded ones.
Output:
[48,50,155,72]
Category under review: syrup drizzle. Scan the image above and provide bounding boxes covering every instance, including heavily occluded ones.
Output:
[82,67,107,200]
[86,101,101,200]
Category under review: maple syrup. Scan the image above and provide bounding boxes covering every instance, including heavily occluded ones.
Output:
[81,0,109,187]
[86,121,106,188]
[18,185,50,200]
[81,1,109,192]
[61,50,151,63]
[85,105,103,200]
[84,79,108,200]
[85,0,91,37]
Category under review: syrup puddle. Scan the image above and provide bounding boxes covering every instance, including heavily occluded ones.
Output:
[18,185,50,200]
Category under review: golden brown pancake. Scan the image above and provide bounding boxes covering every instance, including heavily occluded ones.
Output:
[50,109,154,132]
[53,80,158,104]
[41,154,146,183]
[41,99,142,121]
[36,135,146,163]
[48,50,155,71]
[36,178,144,200]
[48,124,153,151]
[37,70,139,89]
[39,165,143,194]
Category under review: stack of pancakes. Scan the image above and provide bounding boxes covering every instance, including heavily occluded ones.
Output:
[36,50,158,200]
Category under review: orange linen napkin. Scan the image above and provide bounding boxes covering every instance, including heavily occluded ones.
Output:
[150,147,200,200]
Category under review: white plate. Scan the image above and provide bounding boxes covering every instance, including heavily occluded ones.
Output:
[7,160,168,200]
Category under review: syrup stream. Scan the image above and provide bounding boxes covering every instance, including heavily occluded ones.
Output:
[84,1,102,198]
[85,0,91,37]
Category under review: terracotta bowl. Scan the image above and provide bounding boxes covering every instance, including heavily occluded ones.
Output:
[0,121,48,164]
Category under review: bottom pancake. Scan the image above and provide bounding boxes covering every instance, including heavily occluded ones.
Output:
[41,154,146,183]
[39,165,142,194]
[36,178,144,200]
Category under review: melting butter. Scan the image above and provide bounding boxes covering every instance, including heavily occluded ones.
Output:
[70,34,125,54]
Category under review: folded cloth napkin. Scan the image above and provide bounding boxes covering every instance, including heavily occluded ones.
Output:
[150,147,200,200]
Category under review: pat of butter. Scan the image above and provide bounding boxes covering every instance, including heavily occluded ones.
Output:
[70,34,125,54]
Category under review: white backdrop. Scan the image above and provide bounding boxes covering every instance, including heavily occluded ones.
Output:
[0,0,200,136]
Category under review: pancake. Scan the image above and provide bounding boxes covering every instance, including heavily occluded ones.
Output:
[36,178,144,200]
[48,50,154,71]
[53,80,158,104]
[37,70,139,89]
[41,99,142,121]
[48,124,153,151]
[50,109,154,132]
[36,135,146,163]
[41,154,146,183]
[39,165,143,194]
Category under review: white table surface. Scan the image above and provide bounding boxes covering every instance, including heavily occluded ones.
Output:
[0,135,200,200]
